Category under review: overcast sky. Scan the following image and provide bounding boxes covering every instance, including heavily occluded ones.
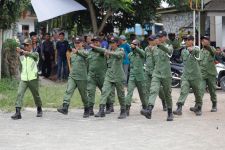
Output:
[161,1,169,8]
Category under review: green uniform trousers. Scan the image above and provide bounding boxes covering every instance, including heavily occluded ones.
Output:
[87,75,115,107]
[15,79,42,108]
[100,80,125,109]
[177,79,202,106]
[145,73,166,105]
[148,77,172,109]
[125,79,147,106]
[200,75,217,103]
[63,77,88,107]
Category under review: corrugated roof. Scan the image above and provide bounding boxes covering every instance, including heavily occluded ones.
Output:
[205,0,225,11]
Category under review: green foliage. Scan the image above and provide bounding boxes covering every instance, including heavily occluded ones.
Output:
[0,0,30,29]
[2,39,19,51]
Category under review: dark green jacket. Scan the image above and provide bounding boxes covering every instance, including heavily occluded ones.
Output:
[70,48,88,80]
[87,48,107,78]
[145,46,155,75]
[181,46,201,80]
[128,47,145,81]
[199,46,217,78]
[96,47,125,82]
[152,43,173,78]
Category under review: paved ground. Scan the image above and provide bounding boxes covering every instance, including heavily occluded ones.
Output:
[0,88,225,150]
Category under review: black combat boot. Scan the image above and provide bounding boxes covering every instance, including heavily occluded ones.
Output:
[194,106,202,116]
[95,104,105,117]
[126,105,131,116]
[57,103,69,115]
[83,107,89,118]
[211,102,217,112]
[173,103,182,115]
[36,106,43,117]
[89,106,94,116]
[11,107,22,120]
[141,105,153,119]
[140,105,147,115]
[167,108,174,121]
[118,108,126,119]
[190,104,197,112]
[105,103,114,114]
[162,100,167,111]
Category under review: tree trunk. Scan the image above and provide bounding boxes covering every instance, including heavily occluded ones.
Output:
[0,29,2,79]
[97,9,113,34]
[85,0,98,35]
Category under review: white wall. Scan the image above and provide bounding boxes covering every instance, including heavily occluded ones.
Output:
[215,16,222,47]
[17,18,35,33]
[222,16,225,48]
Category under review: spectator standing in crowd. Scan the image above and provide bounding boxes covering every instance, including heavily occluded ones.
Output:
[99,32,109,49]
[168,33,181,63]
[84,35,93,51]
[119,35,131,85]
[41,33,54,78]
[215,47,225,64]
[56,32,69,81]
[30,32,42,74]
[140,34,149,49]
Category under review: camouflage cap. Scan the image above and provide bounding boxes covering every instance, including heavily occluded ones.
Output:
[23,38,32,45]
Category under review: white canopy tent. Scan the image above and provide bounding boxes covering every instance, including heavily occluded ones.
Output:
[31,0,86,22]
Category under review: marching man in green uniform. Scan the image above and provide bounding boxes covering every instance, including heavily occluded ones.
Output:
[90,37,127,119]
[198,36,217,112]
[145,35,167,111]
[141,31,174,121]
[57,37,89,118]
[125,39,147,116]
[87,37,115,115]
[11,38,42,120]
[173,35,203,116]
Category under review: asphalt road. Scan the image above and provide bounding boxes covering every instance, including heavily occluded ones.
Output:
[0,88,225,150]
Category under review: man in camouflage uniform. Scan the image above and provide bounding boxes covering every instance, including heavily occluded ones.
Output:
[91,38,126,119]
[145,35,167,111]
[197,36,217,112]
[125,39,147,116]
[141,31,174,121]
[87,37,115,116]
[173,35,202,116]
[57,37,89,118]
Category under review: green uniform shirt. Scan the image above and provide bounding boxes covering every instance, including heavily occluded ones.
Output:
[152,43,173,78]
[199,46,217,78]
[96,47,125,82]
[70,49,88,80]
[87,48,107,77]
[128,47,145,81]
[181,46,201,80]
[145,46,154,75]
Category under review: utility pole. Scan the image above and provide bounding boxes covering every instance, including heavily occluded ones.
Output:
[190,0,202,46]
[0,29,2,79]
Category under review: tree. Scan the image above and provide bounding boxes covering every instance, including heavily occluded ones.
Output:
[0,0,30,79]
[73,0,164,35]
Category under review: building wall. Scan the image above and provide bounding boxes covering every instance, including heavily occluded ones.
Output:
[17,18,35,33]
[161,12,193,34]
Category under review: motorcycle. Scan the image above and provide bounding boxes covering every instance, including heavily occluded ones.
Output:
[171,62,183,88]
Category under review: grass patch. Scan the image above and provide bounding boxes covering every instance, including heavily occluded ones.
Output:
[0,78,111,112]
